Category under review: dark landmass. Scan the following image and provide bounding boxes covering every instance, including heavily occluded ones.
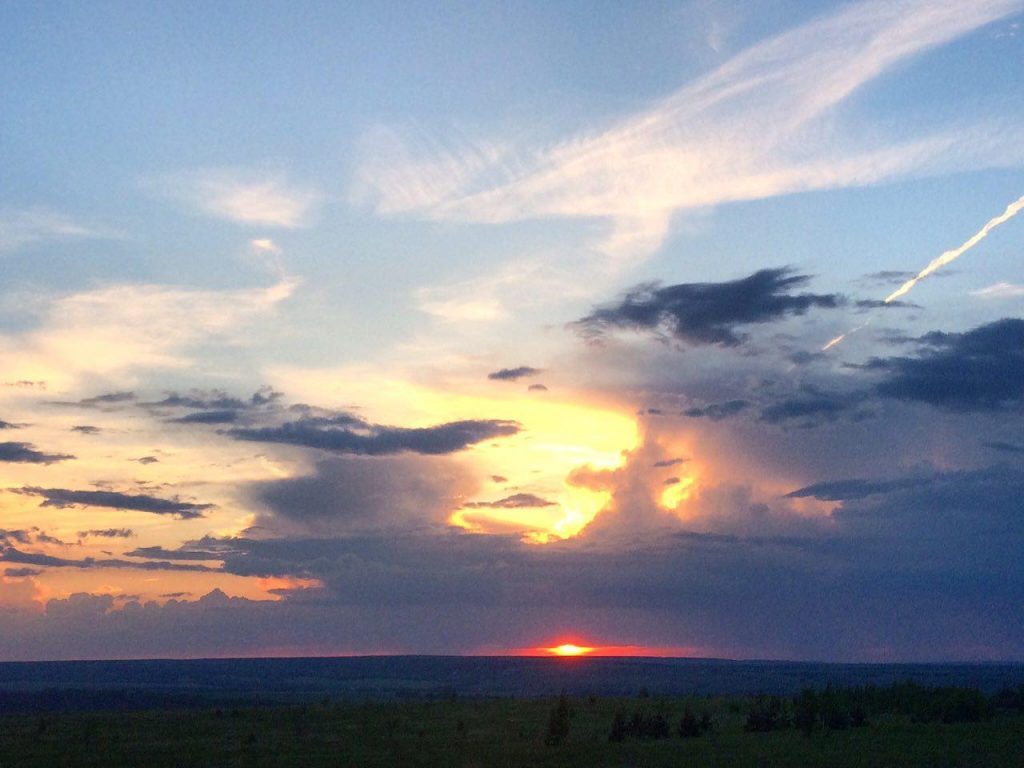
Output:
[0,656,1022,711]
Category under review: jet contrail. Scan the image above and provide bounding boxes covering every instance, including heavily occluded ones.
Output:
[823,193,1024,351]
[886,193,1024,303]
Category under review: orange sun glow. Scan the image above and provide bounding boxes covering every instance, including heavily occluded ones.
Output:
[546,644,595,656]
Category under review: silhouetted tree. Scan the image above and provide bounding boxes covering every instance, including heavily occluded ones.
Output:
[545,691,572,746]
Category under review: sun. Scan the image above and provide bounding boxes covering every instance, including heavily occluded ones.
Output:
[546,644,594,657]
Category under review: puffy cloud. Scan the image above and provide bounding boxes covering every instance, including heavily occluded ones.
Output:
[872,318,1024,410]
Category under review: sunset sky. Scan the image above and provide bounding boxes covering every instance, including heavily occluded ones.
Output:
[2,0,1024,662]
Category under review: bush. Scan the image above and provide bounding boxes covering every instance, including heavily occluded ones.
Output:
[745,696,789,732]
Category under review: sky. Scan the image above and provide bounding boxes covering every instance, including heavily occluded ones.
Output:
[1,0,1023,662]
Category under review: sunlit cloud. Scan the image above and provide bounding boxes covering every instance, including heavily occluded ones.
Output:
[157,168,322,228]
[0,278,296,389]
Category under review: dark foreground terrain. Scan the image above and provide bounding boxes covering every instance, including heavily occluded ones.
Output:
[2,683,1023,768]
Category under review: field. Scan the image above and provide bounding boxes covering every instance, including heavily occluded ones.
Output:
[1,691,1022,768]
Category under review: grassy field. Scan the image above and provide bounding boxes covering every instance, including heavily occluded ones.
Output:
[0,694,1022,767]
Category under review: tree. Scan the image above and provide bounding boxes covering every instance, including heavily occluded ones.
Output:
[545,691,572,746]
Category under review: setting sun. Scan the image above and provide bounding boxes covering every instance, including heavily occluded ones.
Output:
[546,644,595,657]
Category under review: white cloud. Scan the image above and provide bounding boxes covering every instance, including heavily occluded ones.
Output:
[353,0,1024,266]
[0,209,116,255]
[971,281,1024,299]
[159,169,322,228]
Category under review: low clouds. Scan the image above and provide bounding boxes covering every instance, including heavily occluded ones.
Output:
[575,269,840,346]
[872,318,1024,410]
[229,415,519,456]
[15,488,213,519]
[488,366,542,381]
[0,442,74,464]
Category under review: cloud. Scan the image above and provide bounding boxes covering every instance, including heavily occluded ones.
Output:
[0,442,74,464]
[77,529,135,539]
[169,409,240,425]
[462,493,557,509]
[353,0,1024,263]
[528,384,548,392]
[228,415,520,456]
[984,441,1024,454]
[14,488,213,520]
[757,392,863,426]
[785,476,936,501]
[157,168,321,228]
[488,366,543,381]
[683,400,749,421]
[872,318,1024,410]
[971,282,1024,299]
[575,269,840,346]
[70,425,101,435]
[0,208,115,255]
[52,392,137,409]
[1,280,296,387]
[0,547,216,573]
[247,454,479,535]
[0,420,21,430]
[3,567,42,578]
[653,458,687,468]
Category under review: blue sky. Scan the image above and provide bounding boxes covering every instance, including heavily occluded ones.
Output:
[1,0,1023,661]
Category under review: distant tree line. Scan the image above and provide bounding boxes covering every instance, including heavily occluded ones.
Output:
[745,682,1016,735]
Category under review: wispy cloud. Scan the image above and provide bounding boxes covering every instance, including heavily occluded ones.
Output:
[0,209,116,255]
[353,0,1024,265]
[158,168,322,228]
[971,281,1024,299]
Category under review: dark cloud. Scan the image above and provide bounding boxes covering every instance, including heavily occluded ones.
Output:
[786,475,936,501]
[664,477,681,485]
[462,493,557,509]
[0,419,22,430]
[125,545,229,562]
[528,383,548,392]
[488,366,542,381]
[491,475,508,483]
[0,442,74,464]
[0,529,31,545]
[0,546,216,573]
[871,319,1024,411]
[228,416,519,456]
[757,393,861,426]
[142,390,247,410]
[134,456,159,465]
[984,441,1024,455]
[653,458,686,468]
[160,591,191,599]
[4,567,42,578]
[77,528,135,539]
[170,409,239,424]
[854,299,918,310]
[683,400,749,421]
[71,425,101,435]
[14,488,213,519]
[575,268,841,346]
[249,455,477,534]
[51,391,136,409]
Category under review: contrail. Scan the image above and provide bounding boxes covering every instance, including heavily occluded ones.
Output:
[886,193,1024,302]
[823,193,1024,351]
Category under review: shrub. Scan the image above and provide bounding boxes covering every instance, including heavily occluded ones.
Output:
[545,691,572,746]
